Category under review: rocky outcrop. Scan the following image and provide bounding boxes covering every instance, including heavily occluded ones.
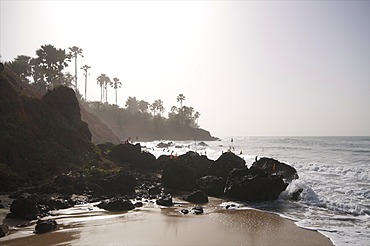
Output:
[224,168,288,202]
[208,152,247,179]
[252,157,298,181]
[0,68,98,184]
[156,194,173,207]
[10,197,39,220]
[161,160,197,191]
[197,175,225,197]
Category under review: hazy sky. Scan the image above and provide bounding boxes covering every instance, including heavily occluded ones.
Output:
[1,0,370,137]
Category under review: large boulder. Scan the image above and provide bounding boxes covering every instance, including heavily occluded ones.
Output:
[224,168,288,202]
[184,190,208,203]
[178,152,214,178]
[252,157,298,181]
[108,143,141,164]
[161,160,197,191]
[197,175,225,197]
[10,197,39,220]
[209,152,246,179]
[0,224,9,237]
[97,198,135,212]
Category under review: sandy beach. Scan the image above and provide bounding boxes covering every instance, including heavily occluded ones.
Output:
[0,197,333,246]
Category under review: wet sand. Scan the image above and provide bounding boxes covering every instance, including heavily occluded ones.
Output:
[0,197,333,245]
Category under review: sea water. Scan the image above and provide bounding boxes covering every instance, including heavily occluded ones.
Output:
[140,136,370,246]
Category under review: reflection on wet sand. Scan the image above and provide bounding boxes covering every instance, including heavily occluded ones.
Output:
[0,198,332,245]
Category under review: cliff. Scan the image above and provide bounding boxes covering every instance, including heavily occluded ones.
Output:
[0,67,101,189]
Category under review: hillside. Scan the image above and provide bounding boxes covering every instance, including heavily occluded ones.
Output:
[0,66,105,190]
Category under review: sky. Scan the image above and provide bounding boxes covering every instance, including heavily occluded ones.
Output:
[1,0,370,137]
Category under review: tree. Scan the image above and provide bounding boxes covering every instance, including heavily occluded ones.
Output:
[177,94,185,108]
[69,46,83,89]
[34,44,71,88]
[111,77,122,105]
[138,100,150,113]
[7,55,32,83]
[80,64,91,100]
[194,111,200,126]
[104,76,111,103]
[97,74,110,103]
[125,96,139,113]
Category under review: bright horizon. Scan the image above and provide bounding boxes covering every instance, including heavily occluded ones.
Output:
[1,1,370,137]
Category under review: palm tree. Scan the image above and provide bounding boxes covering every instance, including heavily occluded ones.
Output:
[69,46,83,89]
[138,100,150,113]
[104,76,111,103]
[177,94,185,108]
[97,74,109,103]
[111,77,122,105]
[80,65,91,100]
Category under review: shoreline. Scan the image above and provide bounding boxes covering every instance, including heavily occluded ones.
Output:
[0,196,333,246]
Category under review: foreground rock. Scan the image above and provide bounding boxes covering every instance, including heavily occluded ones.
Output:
[156,194,173,207]
[224,168,288,201]
[197,175,225,197]
[97,198,135,212]
[34,219,57,234]
[10,197,39,220]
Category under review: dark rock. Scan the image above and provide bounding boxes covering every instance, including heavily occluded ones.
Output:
[224,168,288,202]
[198,141,208,147]
[162,160,197,191]
[134,202,143,207]
[156,142,173,148]
[95,171,137,195]
[10,198,39,220]
[197,175,225,197]
[156,194,173,207]
[180,209,189,214]
[184,190,209,203]
[43,198,73,210]
[0,223,9,237]
[178,151,214,178]
[291,188,304,201]
[252,157,298,181]
[0,204,4,209]
[191,206,204,215]
[108,143,141,163]
[97,198,135,212]
[209,152,246,179]
[34,219,57,234]
[133,151,158,170]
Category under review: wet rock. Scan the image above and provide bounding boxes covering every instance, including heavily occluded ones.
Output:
[134,202,143,207]
[34,219,57,234]
[156,142,173,148]
[97,198,135,212]
[291,188,304,201]
[224,168,288,202]
[180,209,189,214]
[184,190,209,204]
[252,157,298,182]
[191,206,204,215]
[0,223,9,237]
[156,194,173,207]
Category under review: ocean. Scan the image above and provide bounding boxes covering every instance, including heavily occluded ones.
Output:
[141,136,370,246]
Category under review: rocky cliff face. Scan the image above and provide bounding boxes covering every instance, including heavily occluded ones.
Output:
[0,67,98,185]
